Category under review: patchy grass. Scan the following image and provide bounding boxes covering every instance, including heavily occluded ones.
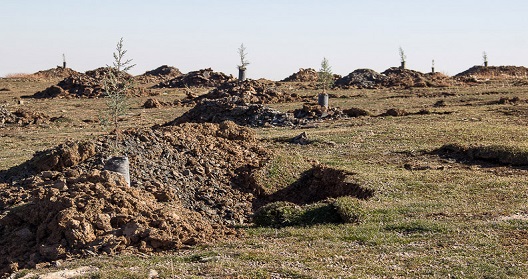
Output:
[2,80,528,278]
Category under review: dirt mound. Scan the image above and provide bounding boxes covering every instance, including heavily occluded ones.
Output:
[381,67,452,88]
[433,143,528,166]
[33,67,79,80]
[0,170,224,273]
[196,80,309,104]
[292,103,345,120]
[135,65,183,84]
[154,68,234,88]
[257,165,374,206]
[343,107,371,117]
[335,69,387,89]
[455,66,528,82]
[0,107,50,126]
[0,121,273,273]
[165,96,301,127]
[281,68,319,82]
[33,67,147,98]
[334,68,452,89]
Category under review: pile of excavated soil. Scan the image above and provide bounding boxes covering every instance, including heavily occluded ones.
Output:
[0,121,269,273]
[292,103,345,120]
[335,68,453,89]
[455,66,528,82]
[334,69,387,89]
[381,67,452,88]
[165,96,302,127]
[195,80,310,104]
[154,68,234,88]
[32,67,79,81]
[281,68,319,82]
[32,68,148,98]
[254,165,374,206]
[135,65,183,84]
[0,107,49,126]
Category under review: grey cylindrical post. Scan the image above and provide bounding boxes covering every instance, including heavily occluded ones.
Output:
[63,61,67,69]
[484,61,488,67]
[238,67,246,81]
[104,156,130,186]
[400,61,406,69]
[318,93,329,108]
[431,67,435,73]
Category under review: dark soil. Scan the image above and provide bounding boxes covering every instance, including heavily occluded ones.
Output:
[335,69,387,89]
[154,68,234,88]
[164,96,302,127]
[432,143,528,167]
[32,68,149,98]
[135,65,183,84]
[455,66,528,82]
[0,107,50,126]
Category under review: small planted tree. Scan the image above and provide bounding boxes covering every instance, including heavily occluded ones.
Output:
[483,51,488,67]
[237,43,250,81]
[101,37,135,186]
[399,47,407,69]
[318,57,333,108]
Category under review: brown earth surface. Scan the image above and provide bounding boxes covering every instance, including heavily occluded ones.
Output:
[32,68,150,98]
[154,68,234,88]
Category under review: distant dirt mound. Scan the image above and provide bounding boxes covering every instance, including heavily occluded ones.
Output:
[0,121,270,273]
[135,65,183,84]
[381,67,452,88]
[33,68,147,98]
[455,66,528,82]
[335,69,387,89]
[33,67,79,80]
[165,96,301,127]
[281,68,319,82]
[0,107,49,126]
[154,68,234,88]
[196,80,309,104]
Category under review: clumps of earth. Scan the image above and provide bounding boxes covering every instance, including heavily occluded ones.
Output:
[0,107,50,127]
[455,66,528,83]
[32,67,80,81]
[154,68,234,88]
[0,120,373,274]
[281,68,319,82]
[334,68,453,89]
[195,80,309,104]
[134,65,183,84]
[32,67,149,99]
[164,96,302,127]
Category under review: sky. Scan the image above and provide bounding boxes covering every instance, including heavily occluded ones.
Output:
[1,0,527,80]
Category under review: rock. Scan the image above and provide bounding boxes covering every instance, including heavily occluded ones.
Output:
[291,132,310,145]
[143,98,163,108]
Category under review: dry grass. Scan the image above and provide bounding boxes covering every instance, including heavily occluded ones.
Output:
[2,79,528,278]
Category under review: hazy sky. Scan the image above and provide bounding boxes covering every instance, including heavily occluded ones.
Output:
[1,0,527,80]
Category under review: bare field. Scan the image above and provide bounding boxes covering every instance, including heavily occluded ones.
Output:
[1,77,528,278]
